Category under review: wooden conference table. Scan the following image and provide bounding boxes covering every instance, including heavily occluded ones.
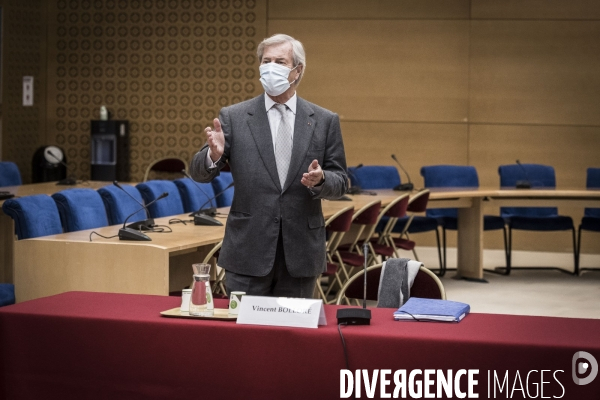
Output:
[0,291,598,399]
[11,187,600,302]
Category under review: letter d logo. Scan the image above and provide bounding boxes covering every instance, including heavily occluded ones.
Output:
[572,351,598,385]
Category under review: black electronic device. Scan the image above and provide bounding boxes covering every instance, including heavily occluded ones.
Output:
[91,120,129,182]
[119,192,168,241]
[113,181,155,230]
[391,154,414,191]
[346,164,364,195]
[336,243,372,325]
[515,160,532,189]
[46,148,76,185]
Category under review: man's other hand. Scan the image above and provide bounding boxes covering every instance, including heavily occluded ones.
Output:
[301,159,324,188]
[205,118,225,162]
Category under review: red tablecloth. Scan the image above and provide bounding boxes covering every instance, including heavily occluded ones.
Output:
[0,292,598,399]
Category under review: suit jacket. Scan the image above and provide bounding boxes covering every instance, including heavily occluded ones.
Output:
[190,94,348,278]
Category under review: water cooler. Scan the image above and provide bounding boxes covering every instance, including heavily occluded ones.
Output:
[91,120,129,181]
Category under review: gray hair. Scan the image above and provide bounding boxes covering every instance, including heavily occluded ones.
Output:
[257,33,306,84]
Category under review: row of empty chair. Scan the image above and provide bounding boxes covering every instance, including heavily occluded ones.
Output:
[2,173,234,240]
[349,165,600,276]
[318,191,436,302]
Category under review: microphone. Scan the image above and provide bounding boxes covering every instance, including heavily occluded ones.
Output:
[113,181,155,230]
[193,181,234,226]
[119,192,169,241]
[181,169,217,218]
[391,154,414,191]
[183,170,234,226]
[346,164,364,195]
[515,160,532,189]
[336,242,372,325]
[46,149,76,186]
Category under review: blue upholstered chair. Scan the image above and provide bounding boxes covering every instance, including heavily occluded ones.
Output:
[420,165,507,274]
[348,165,443,272]
[52,189,109,232]
[136,180,184,218]
[174,178,217,213]
[0,161,22,187]
[1,194,63,307]
[0,283,15,307]
[348,166,400,190]
[577,168,600,272]
[211,172,234,208]
[98,184,147,226]
[498,163,577,275]
[2,194,63,239]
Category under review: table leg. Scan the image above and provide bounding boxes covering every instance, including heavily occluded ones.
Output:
[456,197,485,282]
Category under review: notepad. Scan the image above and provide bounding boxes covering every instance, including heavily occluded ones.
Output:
[393,297,470,323]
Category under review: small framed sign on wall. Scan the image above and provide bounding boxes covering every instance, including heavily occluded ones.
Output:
[23,76,33,106]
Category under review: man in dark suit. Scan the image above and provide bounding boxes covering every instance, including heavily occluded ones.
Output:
[190,34,348,298]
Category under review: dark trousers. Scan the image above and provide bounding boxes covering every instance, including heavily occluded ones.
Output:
[225,229,317,298]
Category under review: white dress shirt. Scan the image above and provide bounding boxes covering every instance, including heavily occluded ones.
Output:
[204,92,322,192]
[205,93,297,168]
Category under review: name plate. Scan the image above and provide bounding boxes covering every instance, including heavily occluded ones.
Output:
[236,296,327,329]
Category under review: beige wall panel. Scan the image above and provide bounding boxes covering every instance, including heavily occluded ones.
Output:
[472,0,600,20]
[469,124,600,189]
[470,20,600,125]
[269,20,469,123]
[269,0,470,20]
[342,121,468,188]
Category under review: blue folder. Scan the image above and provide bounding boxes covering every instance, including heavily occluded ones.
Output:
[393,297,470,322]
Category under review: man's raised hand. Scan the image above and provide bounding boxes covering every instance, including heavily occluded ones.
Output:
[205,118,224,162]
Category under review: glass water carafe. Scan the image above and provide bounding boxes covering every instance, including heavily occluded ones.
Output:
[189,264,214,317]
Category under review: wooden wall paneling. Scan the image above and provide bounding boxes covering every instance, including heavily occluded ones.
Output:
[342,121,469,188]
[268,0,470,20]
[268,20,470,123]
[469,20,600,126]
[471,0,600,20]
[469,124,600,189]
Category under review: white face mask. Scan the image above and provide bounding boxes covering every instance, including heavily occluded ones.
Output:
[259,63,298,96]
